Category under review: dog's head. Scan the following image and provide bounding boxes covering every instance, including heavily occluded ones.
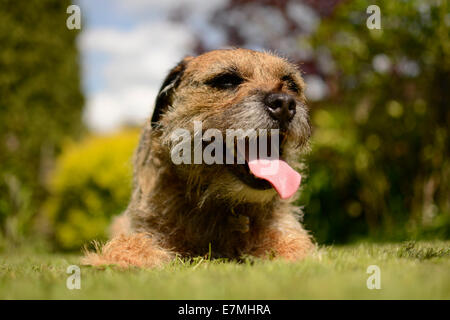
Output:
[149,48,310,203]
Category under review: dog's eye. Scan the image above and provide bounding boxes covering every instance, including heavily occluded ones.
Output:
[206,73,243,90]
[282,75,300,93]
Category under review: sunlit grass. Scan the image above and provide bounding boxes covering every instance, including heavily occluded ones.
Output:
[0,241,449,299]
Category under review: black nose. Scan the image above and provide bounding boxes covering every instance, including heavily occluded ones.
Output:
[264,93,296,125]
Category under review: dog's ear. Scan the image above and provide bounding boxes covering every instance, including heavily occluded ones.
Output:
[151,57,193,128]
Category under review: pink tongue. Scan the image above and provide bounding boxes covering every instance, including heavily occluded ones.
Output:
[248,159,301,199]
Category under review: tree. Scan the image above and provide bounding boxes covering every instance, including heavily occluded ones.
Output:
[302,0,449,242]
[0,0,84,242]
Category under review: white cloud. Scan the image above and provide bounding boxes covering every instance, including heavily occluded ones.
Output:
[83,86,159,132]
[79,20,195,132]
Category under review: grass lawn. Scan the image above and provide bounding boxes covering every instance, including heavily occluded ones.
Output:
[0,241,449,299]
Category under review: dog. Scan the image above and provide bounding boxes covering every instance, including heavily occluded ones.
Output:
[83,48,315,268]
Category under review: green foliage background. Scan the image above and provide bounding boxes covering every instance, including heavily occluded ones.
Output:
[45,130,138,250]
[0,0,84,245]
[300,0,450,243]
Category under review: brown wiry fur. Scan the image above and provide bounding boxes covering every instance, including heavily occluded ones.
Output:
[83,49,315,268]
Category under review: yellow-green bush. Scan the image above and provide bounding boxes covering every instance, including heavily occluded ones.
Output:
[44,129,140,250]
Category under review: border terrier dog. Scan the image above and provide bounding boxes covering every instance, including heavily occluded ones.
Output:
[83,48,315,268]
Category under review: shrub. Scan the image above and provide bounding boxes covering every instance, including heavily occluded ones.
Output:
[300,0,450,243]
[44,129,140,250]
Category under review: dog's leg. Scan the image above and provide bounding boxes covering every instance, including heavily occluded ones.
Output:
[81,233,173,268]
[109,213,132,238]
[252,213,315,261]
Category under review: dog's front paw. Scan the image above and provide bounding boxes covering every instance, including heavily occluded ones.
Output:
[81,233,173,269]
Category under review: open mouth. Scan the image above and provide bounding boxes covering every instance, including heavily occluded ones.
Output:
[229,160,273,190]
[225,131,301,199]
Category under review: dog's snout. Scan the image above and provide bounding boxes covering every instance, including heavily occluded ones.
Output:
[264,93,296,124]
